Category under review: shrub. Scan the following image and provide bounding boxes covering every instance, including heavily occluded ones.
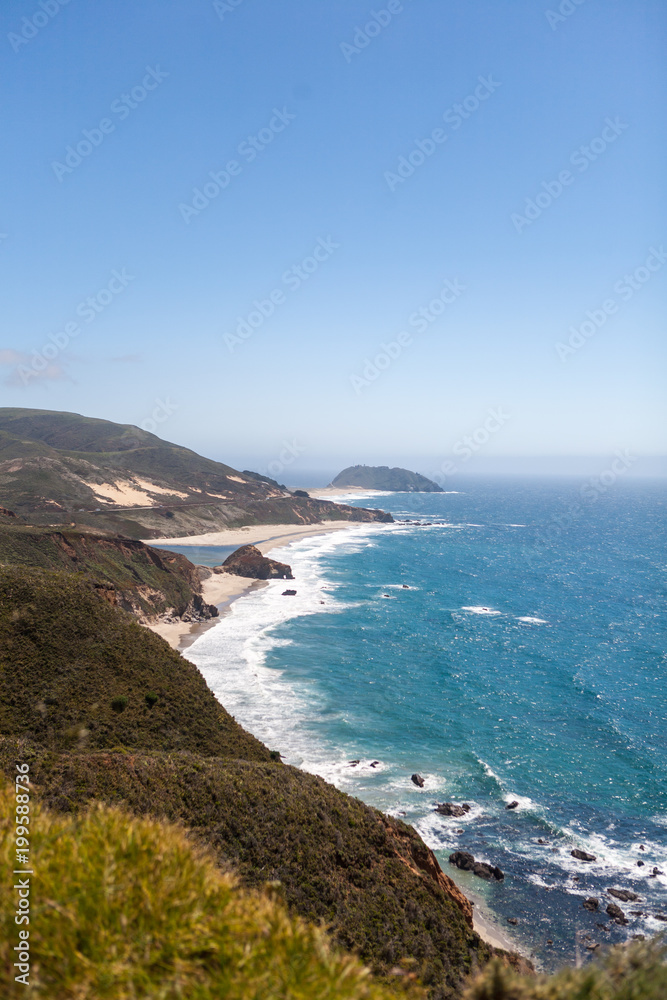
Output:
[0,785,419,999]
[145,692,158,708]
[464,940,667,1000]
[111,696,128,713]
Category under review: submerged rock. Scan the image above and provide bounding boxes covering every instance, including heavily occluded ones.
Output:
[571,849,597,862]
[411,773,425,788]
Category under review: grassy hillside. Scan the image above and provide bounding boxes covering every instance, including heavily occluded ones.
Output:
[0,742,492,995]
[0,785,420,1000]
[0,566,270,760]
[0,520,214,619]
[1,781,663,999]
[0,563,501,998]
[0,408,393,537]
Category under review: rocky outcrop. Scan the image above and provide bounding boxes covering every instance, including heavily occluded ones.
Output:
[606,902,628,924]
[608,888,640,902]
[216,545,293,580]
[583,898,599,911]
[449,851,504,881]
[571,849,597,862]
[411,773,425,787]
[435,802,470,817]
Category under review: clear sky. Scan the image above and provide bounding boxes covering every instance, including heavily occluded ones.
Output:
[1,0,665,483]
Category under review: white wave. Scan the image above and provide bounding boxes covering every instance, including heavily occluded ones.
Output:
[517,616,548,625]
[502,793,537,812]
[324,490,395,503]
[414,813,466,852]
[461,606,502,615]
[186,522,411,779]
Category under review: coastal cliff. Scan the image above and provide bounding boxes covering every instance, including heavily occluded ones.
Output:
[0,564,500,997]
[0,520,217,623]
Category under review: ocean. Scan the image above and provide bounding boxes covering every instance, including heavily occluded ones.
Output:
[184,478,667,970]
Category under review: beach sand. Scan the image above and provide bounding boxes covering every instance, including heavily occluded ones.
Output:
[147,519,357,555]
[143,520,363,650]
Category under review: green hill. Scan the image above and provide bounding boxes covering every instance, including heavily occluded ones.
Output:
[0,519,215,620]
[0,566,269,759]
[331,465,443,492]
[0,408,392,537]
[0,784,419,1000]
[0,563,502,996]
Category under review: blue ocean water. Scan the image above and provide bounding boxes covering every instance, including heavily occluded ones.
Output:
[186,478,667,969]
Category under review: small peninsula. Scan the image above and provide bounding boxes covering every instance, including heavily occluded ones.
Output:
[331,464,443,492]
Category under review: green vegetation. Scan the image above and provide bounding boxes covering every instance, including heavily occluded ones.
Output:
[0,785,421,999]
[0,520,208,618]
[3,556,663,997]
[0,565,270,760]
[0,742,492,996]
[0,407,392,537]
[331,465,443,492]
[463,940,667,999]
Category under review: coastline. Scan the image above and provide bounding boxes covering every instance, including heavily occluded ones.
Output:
[143,513,527,961]
[143,520,362,650]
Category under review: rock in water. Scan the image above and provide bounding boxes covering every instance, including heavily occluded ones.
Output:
[571,849,597,862]
[411,773,425,787]
[506,800,519,810]
[435,802,471,817]
[583,898,599,911]
[608,888,640,902]
[606,903,628,924]
[282,589,297,596]
[449,851,476,872]
[217,544,293,580]
[449,851,504,881]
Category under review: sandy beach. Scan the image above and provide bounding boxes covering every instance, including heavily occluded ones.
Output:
[147,519,358,555]
[143,520,363,650]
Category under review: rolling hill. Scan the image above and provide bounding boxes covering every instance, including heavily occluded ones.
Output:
[0,409,392,537]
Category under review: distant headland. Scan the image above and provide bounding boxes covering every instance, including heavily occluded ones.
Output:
[330,464,443,492]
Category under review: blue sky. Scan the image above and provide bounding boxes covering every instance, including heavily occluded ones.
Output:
[1,0,665,482]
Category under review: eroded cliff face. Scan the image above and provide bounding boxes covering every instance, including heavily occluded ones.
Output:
[383,817,474,928]
[0,523,216,622]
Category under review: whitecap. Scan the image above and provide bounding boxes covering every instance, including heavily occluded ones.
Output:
[461,606,502,615]
[517,616,548,625]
